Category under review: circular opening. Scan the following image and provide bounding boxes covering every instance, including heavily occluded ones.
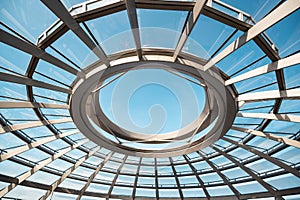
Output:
[99,69,206,134]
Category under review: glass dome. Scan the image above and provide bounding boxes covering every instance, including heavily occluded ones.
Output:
[0,0,299,199]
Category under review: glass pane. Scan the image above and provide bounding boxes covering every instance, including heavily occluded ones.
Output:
[138,9,188,49]
[85,10,135,55]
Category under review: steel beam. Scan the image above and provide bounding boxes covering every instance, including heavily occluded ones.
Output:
[203,1,300,70]
[0,129,79,161]
[0,101,69,109]
[226,53,300,85]
[237,112,300,123]
[231,126,300,149]
[0,29,78,75]
[107,155,128,197]
[223,137,300,179]
[76,152,113,200]
[125,0,143,60]
[0,139,89,197]
[0,72,71,94]
[169,157,184,199]
[237,89,300,102]
[39,145,99,200]
[154,158,159,199]
[183,155,211,199]
[211,145,283,199]
[1,174,300,199]
[132,157,142,199]
[197,151,240,199]
[173,0,207,61]
[41,0,109,66]
[0,118,72,134]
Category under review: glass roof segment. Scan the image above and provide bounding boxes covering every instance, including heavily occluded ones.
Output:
[0,0,300,199]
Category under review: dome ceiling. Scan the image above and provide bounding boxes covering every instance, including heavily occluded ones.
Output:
[0,0,300,199]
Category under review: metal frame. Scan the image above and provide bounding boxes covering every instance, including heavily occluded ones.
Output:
[231,126,300,149]
[173,0,207,61]
[223,137,300,179]
[237,88,300,102]
[0,129,79,161]
[41,0,110,67]
[0,72,71,94]
[0,101,69,109]
[225,52,300,86]
[0,118,72,134]
[0,29,78,75]
[211,145,284,200]
[198,151,240,199]
[39,145,99,200]
[0,139,89,197]
[203,0,300,70]
[0,0,299,199]
[237,112,300,123]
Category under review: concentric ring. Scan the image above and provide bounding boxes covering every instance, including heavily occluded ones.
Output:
[70,59,237,157]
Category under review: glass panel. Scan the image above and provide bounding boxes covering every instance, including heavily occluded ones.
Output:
[0,132,26,150]
[64,148,86,160]
[135,188,156,197]
[85,10,135,55]
[178,175,199,186]
[95,171,115,182]
[59,178,86,190]
[210,155,232,166]
[0,160,30,177]
[0,108,38,124]
[4,185,45,199]
[264,173,300,190]
[199,172,223,184]
[279,100,300,115]
[22,126,53,138]
[50,30,98,68]
[158,177,176,186]
[284,65,300,89]
[182,188,206,197]
[0,81,27,101]
[33,60,76,88]
[234,71,278,94]
[138,9,188,49]
[246,135,280,151]
[272,146,300,165]
[233,116,264,130]
[0,0,57,43]
[46,158,73,172]
[18,148,50,163]
[221,0,280,21]
[233,181,267,194]
[27,170,59,185]
[137,177,155,186]
[111,186,133,195]
[159,188,180,198]
[87,183,110,193]
[116,175,135,184]
[228,148,255,160]
[33,87,68,104]
[217,41,266,76]
[72,166,94,177]
[245,159,278,174]
[222,167,249,181]
[207,185,234,196]
[183,15,235,60]
[50,192,78,199]
[0,43,31,75]
[265,10,300,57]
